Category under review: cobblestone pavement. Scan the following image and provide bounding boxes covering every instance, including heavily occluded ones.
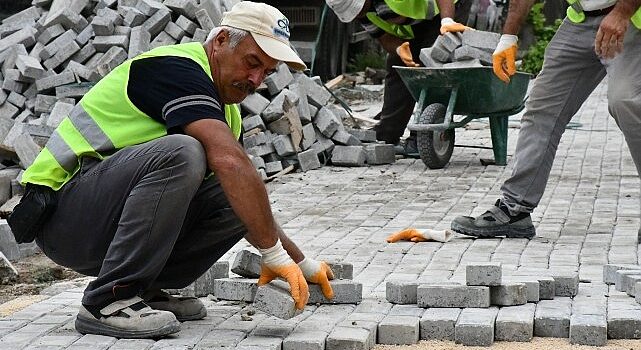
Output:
[1,81,640,349]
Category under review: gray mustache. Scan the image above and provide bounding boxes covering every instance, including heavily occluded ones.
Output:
[232,81,256,95]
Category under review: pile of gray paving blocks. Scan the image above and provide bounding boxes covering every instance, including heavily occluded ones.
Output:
[383,262,593,346]
[419,29,500,68]
[241,63,396,178]
[0,0,395,217]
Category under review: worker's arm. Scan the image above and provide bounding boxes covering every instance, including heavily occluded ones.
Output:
[595,0,641,58]
[436,0,469,33]
[185,119,333,300]
[184,119,308,308]
[378,34,419,66]
[492,0,536,82]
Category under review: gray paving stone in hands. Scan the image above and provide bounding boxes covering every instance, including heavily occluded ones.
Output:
[417,284,490,308]
[490,283,527,306]
[453,45,492,65]
[231,249,261,278]
[419,307,460,340]
[460,29,500,52]
[466,262,502,286]
[534,298,571,337]
[386,281,418,304]
[377,315,419,345]
[494,303,535,342]
[454,307,498,346]
[253,280,301,319]
[570,314,607,346]
[435,32,462,52]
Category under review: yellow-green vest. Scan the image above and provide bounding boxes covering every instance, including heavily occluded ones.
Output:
[366,0,450,39]
[566,0,641,29]
[22,42,243,190]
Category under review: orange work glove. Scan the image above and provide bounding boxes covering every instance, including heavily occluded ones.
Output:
[492,34,518,83]
[386,228,453,243]
[396,42,419,67]
[257,240,309,309]
[298,258,335,299]
[440,17,470,34]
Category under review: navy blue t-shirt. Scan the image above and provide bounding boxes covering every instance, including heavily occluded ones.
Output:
[127,56,226,134]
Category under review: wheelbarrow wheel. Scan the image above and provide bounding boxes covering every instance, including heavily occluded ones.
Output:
[417,103,455,169]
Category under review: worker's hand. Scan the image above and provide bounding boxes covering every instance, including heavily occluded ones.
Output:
[257,240,309,309]
[595,10,628,59]
[492,34,518,83]
[298,258,335,299]
[386,228,453,243]
[396,42,420,67]
[440,17,470,34]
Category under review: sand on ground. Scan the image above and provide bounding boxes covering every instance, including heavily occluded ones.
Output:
[374,338,641,350]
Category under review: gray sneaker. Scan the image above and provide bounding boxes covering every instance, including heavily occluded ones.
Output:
[451,200,536,239]
[142,289,207,322]
[76,296,180,338]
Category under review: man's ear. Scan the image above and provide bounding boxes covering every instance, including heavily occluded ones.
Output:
[212,29,228,52]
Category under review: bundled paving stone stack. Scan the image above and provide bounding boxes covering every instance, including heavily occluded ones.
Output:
[383,262,587,346]
[419,29,501,68]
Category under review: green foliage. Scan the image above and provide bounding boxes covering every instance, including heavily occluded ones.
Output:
[347,50,386,72]
[521,3,562,75]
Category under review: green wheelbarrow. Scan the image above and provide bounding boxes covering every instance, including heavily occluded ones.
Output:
[395,66,531,169]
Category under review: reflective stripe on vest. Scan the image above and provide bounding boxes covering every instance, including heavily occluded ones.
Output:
[367,0,446,39]
[22,42,243,190]
[566,0,641,29]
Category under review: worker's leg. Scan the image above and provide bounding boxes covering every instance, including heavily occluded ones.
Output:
[452,18,606,237]
[606,25,641,176]
[36,134,207,307]
[149,177,247,289]
[500,17,607,213]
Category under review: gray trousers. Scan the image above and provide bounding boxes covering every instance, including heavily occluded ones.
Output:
[501,17,641,214]
[35,135,246,306]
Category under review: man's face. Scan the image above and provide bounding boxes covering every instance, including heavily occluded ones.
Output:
[210,31,279,104]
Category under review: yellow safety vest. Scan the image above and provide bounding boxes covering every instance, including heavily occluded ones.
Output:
[366,0,445,40]
[22,42,243,190]
[566,0,641,29]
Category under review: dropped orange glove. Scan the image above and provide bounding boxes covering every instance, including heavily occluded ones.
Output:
[257,240,309,309]
[298,258,335,299]
[440,17,470,34]
[386,228,453,243]
[492,34,518,83]
[396,42,419,67]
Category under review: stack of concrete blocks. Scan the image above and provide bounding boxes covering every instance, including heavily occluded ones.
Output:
[241,63,396,178]
[603,263,641,340]
[0,0,244,211]
[384,262,586,346]
[419,29,500,68]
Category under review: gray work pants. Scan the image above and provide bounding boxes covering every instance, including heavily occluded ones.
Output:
[35,135,246,306]
[501,17,641,214]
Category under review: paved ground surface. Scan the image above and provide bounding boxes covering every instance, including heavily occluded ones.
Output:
[1,80,641,349]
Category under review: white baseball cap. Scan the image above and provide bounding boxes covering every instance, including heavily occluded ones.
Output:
[220,1,306,71]
[325,0,367,23]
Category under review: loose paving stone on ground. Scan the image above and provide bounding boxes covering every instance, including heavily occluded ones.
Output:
[2,79,641,348]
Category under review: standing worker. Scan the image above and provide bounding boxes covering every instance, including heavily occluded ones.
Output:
[326,0,471,155]
[9,1,335,339]
[451,0,641,238]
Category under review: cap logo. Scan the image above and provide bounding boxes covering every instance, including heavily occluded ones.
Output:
[274,17,290,40]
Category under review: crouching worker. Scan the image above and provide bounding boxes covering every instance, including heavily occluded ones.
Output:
[8,1,334,339]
